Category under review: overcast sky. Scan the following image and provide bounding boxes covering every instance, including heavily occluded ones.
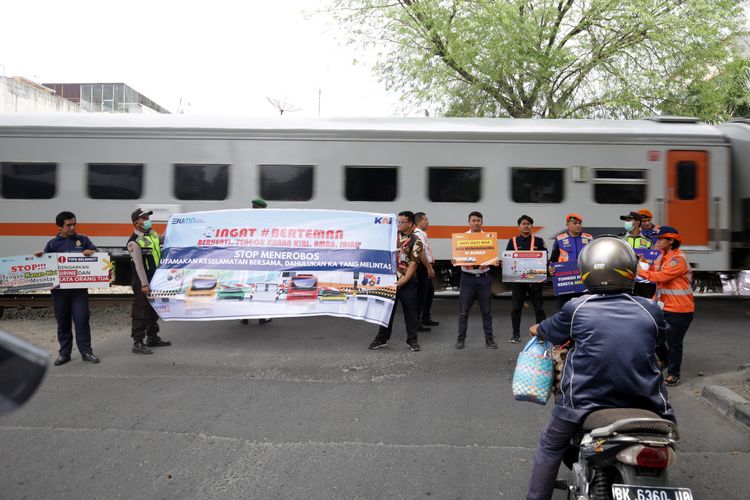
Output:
[1,1,402,116]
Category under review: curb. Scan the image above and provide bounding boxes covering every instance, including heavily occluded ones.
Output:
[702,384,750,430]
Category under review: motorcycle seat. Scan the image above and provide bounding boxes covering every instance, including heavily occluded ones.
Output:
[583,408,677,438]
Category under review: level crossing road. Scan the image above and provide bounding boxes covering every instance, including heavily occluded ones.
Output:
[1,298,749,499]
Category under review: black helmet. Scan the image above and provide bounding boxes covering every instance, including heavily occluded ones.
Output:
[578,236,637,293]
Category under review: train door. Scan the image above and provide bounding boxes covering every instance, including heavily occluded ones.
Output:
[666,151,709,246]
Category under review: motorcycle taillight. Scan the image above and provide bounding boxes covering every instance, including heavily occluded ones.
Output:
[636,446,670,468]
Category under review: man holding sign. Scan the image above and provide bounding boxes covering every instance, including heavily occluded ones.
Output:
[505,215,547,343]
[37,211,100,366]
[549,213,592,310]
[452,211,498,349]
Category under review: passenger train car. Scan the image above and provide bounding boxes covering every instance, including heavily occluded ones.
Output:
[1,114,748,287]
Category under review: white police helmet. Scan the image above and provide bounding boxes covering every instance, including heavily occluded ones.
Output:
[578,236,637,293]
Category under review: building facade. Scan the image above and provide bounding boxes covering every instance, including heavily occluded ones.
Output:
[43,82,170,113]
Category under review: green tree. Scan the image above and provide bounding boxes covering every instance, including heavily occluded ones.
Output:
[660,57,750,122]
[330,0,748,119]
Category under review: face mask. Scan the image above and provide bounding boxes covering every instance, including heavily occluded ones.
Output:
[143,219,153,230]
[623,221,634,232]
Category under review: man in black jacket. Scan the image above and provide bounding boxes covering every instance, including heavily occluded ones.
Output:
[506,214,547,343]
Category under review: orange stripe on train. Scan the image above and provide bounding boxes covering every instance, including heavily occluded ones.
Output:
[0,222,167,237]
[0,223,541,240]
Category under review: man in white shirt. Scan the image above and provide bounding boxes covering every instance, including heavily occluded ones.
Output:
[414,212,439,329]
[453,211,498,349]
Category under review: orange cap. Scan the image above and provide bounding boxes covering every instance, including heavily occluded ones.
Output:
[566,212,583,222]
[638,208,654,219]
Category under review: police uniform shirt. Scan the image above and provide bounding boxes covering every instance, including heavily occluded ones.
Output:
[44,233,97,253]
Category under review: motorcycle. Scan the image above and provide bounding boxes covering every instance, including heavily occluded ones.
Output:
[562,408,693,500]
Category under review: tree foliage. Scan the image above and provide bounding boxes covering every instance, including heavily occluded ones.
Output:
[329,0,748,119]
[660,58,750,122]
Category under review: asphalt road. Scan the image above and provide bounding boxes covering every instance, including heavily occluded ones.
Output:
[1,298,749,499]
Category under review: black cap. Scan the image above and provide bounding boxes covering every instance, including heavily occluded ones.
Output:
[131,208,153,222]
[619,211,642,221]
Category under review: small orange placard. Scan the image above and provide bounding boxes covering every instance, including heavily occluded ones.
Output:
[451,232,499,266]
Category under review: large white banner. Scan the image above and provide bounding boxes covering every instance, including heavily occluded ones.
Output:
[148,209,399,326]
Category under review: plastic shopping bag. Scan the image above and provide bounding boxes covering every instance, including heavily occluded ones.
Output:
[512,337,554,405]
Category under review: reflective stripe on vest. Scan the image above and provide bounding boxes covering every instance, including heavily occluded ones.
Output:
[137,232,161,270]
[654,251,693,310]
[626,235,652,249]
[556,232,591,262]
[512,235,535,251]
[659,288,693,295]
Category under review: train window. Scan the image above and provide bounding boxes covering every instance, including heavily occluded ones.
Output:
[1,162,56,199]
[260,165,314,201]
[87,163,143,199]
[593,169,646,204]
[173,164,229,200]
[345,166,397,201]
[677,161,697,200]
[511,168,564,203]
[428,167,481,202]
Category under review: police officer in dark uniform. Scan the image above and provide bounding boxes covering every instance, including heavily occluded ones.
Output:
[38,211,100,365]
[127,208,171,354]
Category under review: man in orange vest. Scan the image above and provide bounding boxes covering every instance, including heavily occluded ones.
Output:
[506,214,547,343]
[637,225,694,386]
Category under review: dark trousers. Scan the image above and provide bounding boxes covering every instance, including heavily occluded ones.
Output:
[458,272,493,339]
[416,264,435,322]
[527,414,580,500]
[51,288,92,356]
[658,312,694,378]
[131,278,160,342]
[375,279,418,345]
[511,283,545,337]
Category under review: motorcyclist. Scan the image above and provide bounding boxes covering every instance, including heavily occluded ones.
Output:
[525,236,675,500]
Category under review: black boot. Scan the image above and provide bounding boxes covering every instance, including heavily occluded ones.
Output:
[146,336,172,347]
[132,341,153,354]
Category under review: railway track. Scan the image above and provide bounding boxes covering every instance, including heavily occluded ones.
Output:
[0,293,134,308]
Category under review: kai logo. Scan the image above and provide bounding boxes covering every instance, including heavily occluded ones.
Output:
[374,217,393,225]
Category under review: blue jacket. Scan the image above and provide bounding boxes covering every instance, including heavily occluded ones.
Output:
[537,293,675,424]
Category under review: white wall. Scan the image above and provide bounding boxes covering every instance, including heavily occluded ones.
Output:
[0,77,83,113]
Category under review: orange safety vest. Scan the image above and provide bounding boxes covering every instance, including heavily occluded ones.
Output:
[638,248,694,313]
